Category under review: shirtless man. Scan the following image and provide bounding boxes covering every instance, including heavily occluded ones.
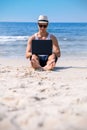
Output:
[26,15,61,70]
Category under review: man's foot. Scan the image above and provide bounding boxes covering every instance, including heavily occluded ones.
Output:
[31,59,43,70]
[43,60,56,71]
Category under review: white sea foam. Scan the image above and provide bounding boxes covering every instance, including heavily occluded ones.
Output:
[0,36,29,42]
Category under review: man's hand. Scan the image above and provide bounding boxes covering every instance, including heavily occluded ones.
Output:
[26,52,32,59]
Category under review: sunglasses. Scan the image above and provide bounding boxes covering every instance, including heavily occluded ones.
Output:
[38,24,48,28]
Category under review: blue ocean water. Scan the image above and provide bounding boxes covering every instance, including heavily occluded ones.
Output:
[0,22,87,59]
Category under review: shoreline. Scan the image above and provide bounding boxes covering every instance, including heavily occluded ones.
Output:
[0,57,87,130]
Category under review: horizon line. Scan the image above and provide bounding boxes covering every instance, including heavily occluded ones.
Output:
[0,21,87,23]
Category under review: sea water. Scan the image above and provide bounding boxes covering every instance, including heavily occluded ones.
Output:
[0,22,87,59]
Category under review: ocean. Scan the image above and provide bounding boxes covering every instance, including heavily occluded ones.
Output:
[0,22,87,59]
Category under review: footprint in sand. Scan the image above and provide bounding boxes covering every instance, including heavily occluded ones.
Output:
[40,89,46,92]
[32,96,46,101]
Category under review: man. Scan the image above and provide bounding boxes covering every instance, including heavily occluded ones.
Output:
[26,15,61,70]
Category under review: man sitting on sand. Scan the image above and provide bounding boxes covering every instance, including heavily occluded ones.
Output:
[26,15,61,70]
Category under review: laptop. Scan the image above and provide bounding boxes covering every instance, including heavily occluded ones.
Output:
[32,40,52,55]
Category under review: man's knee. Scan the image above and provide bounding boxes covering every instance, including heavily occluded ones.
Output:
[31,54,39,60]
[48,54,55,61]
[48,54,58,63]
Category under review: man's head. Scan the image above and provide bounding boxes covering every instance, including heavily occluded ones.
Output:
[38,15,49,29]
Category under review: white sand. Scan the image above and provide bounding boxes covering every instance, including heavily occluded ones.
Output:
[0,57,87,130]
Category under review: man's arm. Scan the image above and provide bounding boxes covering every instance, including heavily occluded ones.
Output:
[26,35,35,59]
[51,35,61,57]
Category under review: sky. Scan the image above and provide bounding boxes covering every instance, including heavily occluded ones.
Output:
[0,0,87,22]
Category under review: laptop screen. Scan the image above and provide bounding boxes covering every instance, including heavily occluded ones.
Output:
[32,40,52,55]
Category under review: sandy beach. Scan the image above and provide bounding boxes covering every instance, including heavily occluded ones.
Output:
[0,57,87,130]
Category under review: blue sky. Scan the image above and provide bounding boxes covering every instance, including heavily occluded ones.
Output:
[0,0,87,22]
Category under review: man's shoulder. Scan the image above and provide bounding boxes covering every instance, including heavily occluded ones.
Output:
[28,34,36,41]
[50,34,57,40]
